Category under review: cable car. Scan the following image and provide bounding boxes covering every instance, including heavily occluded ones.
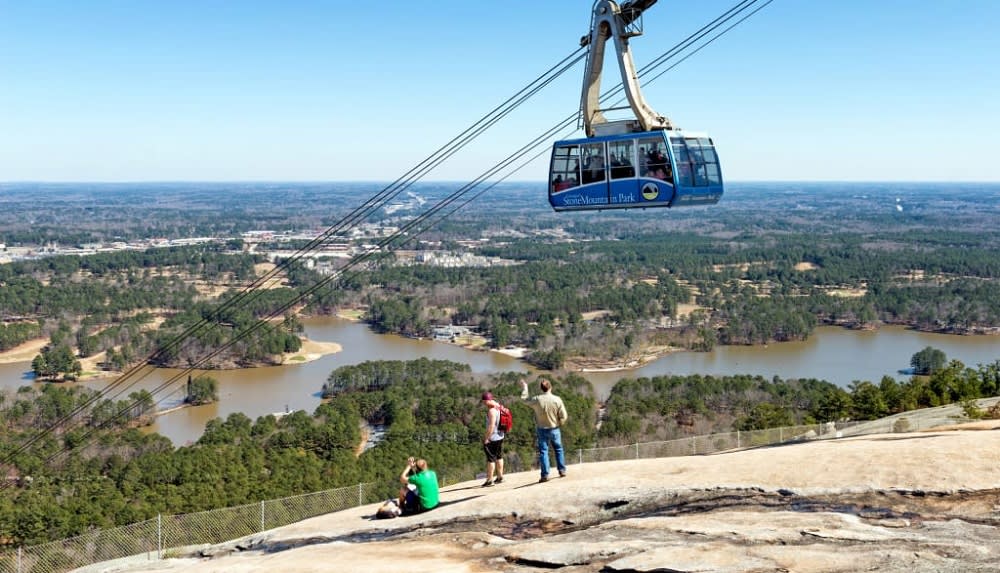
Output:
[549,0,724,211]
[549,130,722,211]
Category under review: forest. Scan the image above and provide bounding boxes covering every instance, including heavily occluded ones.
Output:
[318,226,1000,368]
[0,246,303,379]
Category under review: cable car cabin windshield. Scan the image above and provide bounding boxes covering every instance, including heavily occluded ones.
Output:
[548,130,723,212]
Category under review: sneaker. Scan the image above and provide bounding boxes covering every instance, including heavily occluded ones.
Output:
[494,476,504,484]
[559,471,567,478]
[481,480,494,488]
[538,476,549,483]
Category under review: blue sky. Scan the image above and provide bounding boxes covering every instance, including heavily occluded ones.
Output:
[1,0,998,182]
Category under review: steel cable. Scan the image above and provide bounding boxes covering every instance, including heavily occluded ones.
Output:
[10,0,775,475]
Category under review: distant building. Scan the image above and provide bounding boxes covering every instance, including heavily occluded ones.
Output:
[432,325,473,341]
[412,251,518,269]
[242,230,276,240]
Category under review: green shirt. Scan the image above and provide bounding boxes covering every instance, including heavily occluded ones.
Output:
[407,469,439,510]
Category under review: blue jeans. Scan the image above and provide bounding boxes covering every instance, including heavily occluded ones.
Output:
[536,427,566,477]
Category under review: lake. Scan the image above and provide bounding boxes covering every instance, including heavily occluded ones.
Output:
[1,318,996,445]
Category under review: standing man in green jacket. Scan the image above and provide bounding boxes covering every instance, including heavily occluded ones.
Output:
[520,377,569,482]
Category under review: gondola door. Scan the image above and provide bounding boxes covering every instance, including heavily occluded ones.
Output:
[606,138,639,206]
[578,141,611,206]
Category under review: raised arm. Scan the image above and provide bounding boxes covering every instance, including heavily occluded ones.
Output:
[399,456,415,485]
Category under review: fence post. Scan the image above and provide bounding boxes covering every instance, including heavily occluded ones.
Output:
[634,442,639,459]
[358,483,363,506]
[779,427,783,442]
[157,514,162,560]
[578,449,583,465]
[737,430,740,448]
[260,500,265,532]
[17,546,21,573]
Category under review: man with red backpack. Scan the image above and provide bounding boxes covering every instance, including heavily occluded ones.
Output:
[480,391,507,487]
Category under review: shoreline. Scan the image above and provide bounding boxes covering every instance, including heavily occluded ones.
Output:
[491,346,527,358]
[155,404,188,417]
[4,320,996,378]
[569,345,681,372]
[0,336,344,381]
[0,338,49,365]
[463,340,683,373]
[284,338,343,365]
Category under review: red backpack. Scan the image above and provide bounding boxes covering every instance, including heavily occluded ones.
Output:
[496,403,513,433]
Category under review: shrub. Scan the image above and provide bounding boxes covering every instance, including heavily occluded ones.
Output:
[985,402,1000,420]
[960,399,985,420]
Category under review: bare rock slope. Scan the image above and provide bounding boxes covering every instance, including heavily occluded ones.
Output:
[105,422,1000,573]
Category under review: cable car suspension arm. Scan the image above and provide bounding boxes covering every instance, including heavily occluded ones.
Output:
[580,0,673,137]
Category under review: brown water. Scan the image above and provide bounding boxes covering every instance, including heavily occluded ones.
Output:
[581,325,1000,392]
[1,318,996,445]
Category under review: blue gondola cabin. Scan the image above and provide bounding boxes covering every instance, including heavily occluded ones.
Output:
[549,130,724,211]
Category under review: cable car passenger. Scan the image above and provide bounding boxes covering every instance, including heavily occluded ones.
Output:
[582,153,605,184]
[646,145,671,182]
[611,156,633,178]
[608,140,635,179]
[671,139,693,186]
[650,162,671,181]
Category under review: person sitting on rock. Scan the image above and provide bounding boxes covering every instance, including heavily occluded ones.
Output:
[398,456,439,515]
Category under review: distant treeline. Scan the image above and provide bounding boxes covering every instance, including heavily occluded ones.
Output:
[600,358,1000,443]
[0,321,40,352]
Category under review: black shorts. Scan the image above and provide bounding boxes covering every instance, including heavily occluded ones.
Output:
[401,486,425,516]
[484,439,504,463]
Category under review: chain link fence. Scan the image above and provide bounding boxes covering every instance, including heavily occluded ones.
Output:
[572,412,955,464]
[0,483,373,573]
[574,423,839,464]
